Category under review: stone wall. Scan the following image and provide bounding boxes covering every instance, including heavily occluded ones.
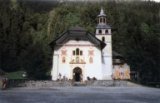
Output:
[85,80,128,87]
[7,80,72,88]
[6,80,139,88]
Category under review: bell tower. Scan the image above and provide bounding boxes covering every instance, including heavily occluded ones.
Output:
[96,8,112,80]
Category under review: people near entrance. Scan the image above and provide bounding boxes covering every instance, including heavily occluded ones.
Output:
[62,76,68,81]
[87,76,91,81]
[58,73,62,80]
[87,76,97,81]
[57,73,69,81]
[57,73,98,82]
[92,77,97,80]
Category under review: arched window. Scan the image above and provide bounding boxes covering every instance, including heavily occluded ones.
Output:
[80,51,83,55]
[73,51,75,55]
[103,18,105,23]
[100,18,102,23]
[102,37,105,42]
[76,48,79,55]
[99,30,102,34]
[105,30,108,34]
[73,48,83,56]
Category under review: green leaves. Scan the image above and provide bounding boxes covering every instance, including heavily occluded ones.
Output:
[140,23,150,34]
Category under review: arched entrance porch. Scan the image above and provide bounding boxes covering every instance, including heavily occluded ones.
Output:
[73,67,82,82]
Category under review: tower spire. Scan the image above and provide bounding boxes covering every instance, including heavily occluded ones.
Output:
[99,7,106,17]
[96,8,111,35]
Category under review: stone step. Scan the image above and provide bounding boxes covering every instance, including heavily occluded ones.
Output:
[73,82,86,86]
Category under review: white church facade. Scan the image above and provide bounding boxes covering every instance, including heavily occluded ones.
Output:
[50,8,113,81]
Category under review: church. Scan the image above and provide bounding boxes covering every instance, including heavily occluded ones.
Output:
[50,8,113,81]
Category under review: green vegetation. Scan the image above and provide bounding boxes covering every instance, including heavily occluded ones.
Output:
[6,71,26,79]
[0,0,159,83]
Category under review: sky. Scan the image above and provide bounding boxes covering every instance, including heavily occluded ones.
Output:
[153,0,160,2]
[149,0,160,2]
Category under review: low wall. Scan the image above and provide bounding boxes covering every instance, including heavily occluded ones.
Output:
[85,80,128,87]
[6,79,136,88]
[7,79,27,88]
[7,80,73,88]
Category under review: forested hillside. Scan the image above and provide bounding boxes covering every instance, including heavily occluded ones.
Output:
[0,0,159,82]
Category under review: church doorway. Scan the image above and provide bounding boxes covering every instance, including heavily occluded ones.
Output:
[73,67,82,82]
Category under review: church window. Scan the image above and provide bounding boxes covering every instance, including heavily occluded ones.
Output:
[73,51,75,55]
[89,57,93,63]
[103,18,105,23]
[75,38,80,41]
[76,48,80,55]
[62,57,66,63]
[102,37,105,42]
[100,18,103,23]
[80,51,83,55]
[99,30,102,34]
[73,48,83,56]
[105,30,108,34]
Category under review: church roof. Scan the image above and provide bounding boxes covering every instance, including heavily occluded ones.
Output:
[50,26,106,49]
[69,26,85,31]
[96,24,111,29]
[112,51,126,65]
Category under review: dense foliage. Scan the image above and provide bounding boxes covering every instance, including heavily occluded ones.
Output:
[0,0,159,82]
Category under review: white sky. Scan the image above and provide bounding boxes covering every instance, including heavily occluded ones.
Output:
[150,0,160,2]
